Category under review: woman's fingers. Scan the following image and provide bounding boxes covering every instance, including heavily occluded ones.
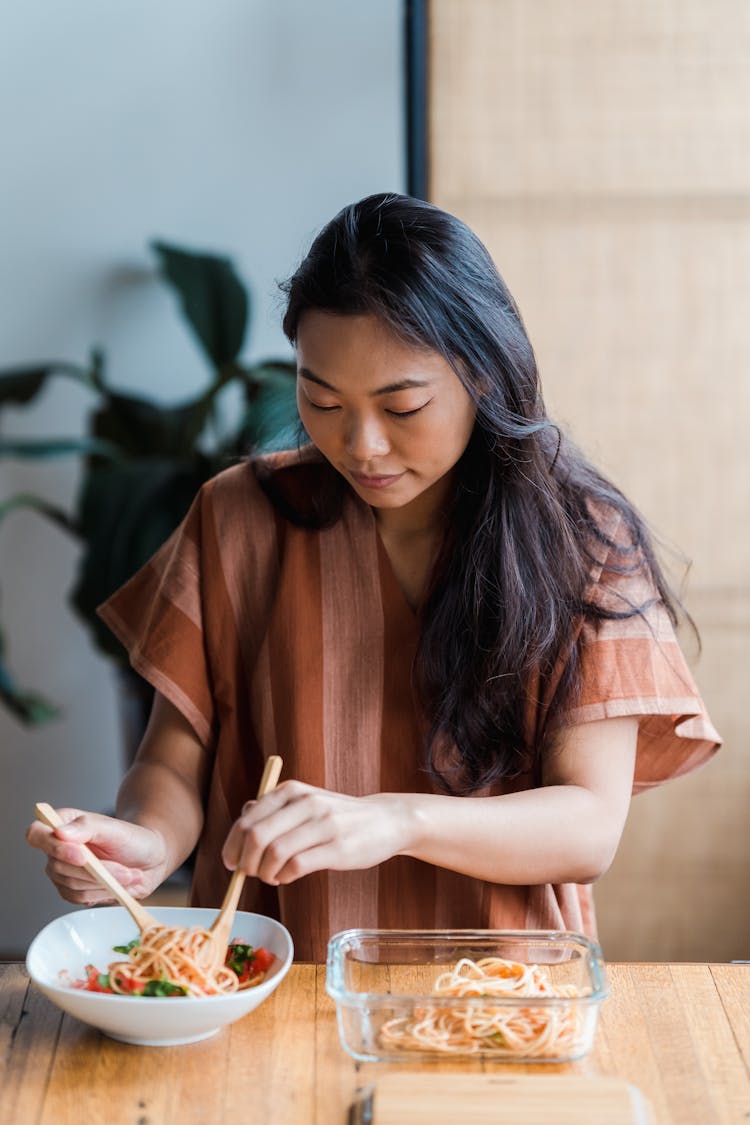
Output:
[272,842,347,884]
[224,788,411,886]
[45,855,141,888]
[223,787,315,877]
[26,806,169,906]
[43,856,116,904]
[27,808,166,869]
[238,780,310,825]
[249,815,338,885]
[223,783,386,884]
[26,807,88,857]
[36,835,96,870]
[55,881,120,907]
[43,849,145,904]
[26,807,115,862]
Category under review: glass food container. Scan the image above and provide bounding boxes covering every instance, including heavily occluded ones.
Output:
[326,929,608,1063]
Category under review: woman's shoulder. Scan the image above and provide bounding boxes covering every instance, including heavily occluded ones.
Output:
[252,443,328,484]
[202,446,324,504]
[580,495,662,618]
[581,494,642,569]
[249,444,344,527]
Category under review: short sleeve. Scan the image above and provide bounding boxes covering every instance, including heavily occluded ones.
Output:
[96,485,216,749]
[565,512,722,794]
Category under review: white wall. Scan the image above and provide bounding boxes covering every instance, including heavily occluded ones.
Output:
[0,0,405,955]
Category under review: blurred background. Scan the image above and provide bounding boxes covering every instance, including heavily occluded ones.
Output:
[1,1,747,963]
[0,0,405,956]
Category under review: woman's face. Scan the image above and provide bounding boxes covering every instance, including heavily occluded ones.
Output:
[295,311,477,526]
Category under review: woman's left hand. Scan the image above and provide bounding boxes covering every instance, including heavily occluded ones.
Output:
[221,781,412,884]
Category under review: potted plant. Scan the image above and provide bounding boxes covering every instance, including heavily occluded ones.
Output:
[0,241,299,731]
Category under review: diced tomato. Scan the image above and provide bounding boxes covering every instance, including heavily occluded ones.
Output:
[251,947,274,974]
[226,942,275,977]
[236,963,256,985]
[113,974,142,995]
[74,965,115,993]
[235,945,275,981]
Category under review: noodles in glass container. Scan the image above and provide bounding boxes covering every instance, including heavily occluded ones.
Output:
[379,956,584,1057]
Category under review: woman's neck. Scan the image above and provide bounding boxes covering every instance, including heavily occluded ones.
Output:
[372,473,453,540]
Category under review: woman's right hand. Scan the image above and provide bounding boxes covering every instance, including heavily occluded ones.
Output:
[25,809,169,906]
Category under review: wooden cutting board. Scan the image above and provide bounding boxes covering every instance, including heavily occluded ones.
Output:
[353,1073,654,1124]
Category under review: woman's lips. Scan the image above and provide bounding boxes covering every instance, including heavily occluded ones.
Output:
[349,470,405,490]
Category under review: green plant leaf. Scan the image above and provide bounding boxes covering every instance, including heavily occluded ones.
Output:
[0,437,119,460]
[0,629,60,725]
[0,242,301,729]
[152,241,248,371]
[0,495,79,723]
[0,493,80,537]
[70,458,219,659]
[90,390,216,460]
[230,361,301,453]
[0,362,98,408]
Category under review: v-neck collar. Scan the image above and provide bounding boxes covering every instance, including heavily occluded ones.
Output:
[374,528,422,619]
[358,496,437,621]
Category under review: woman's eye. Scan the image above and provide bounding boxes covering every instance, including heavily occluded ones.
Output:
[386,402,430,418]
[308,401,340,412]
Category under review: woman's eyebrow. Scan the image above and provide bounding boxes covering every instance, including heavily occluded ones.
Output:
[298,366,430,396]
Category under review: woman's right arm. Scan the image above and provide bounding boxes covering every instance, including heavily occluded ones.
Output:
[25,692,211,905]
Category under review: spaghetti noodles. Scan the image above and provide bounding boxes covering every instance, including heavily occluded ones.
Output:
[67,927,274,997]
[379,956,585,1057]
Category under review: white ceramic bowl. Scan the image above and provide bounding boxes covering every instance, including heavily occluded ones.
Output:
[26,905,293,1046]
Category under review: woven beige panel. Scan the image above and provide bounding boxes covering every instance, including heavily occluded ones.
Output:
[446,202,750,586]
[598,610,749,962]
[429,0,750,960]
[431,0,750,198]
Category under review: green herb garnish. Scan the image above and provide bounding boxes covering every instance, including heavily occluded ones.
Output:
[112,938,140,955]
[141,979,188,997]
[226,942,256,975]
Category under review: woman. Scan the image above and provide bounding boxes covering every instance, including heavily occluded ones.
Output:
[27,193,720,960]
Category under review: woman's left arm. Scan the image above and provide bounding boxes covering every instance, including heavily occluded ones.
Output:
[222,715,638,886]
[400,713,638,885]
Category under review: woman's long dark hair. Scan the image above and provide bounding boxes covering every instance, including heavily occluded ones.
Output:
[271,192,684,793]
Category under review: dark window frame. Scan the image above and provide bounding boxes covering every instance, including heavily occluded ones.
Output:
[404,0,429,200]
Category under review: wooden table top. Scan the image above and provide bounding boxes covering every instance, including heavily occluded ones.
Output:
[1,962,749,1124]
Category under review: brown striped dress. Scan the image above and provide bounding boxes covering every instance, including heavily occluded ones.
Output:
[98,450,721,961]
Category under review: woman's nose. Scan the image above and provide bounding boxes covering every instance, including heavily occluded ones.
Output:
[345,414,390,461]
